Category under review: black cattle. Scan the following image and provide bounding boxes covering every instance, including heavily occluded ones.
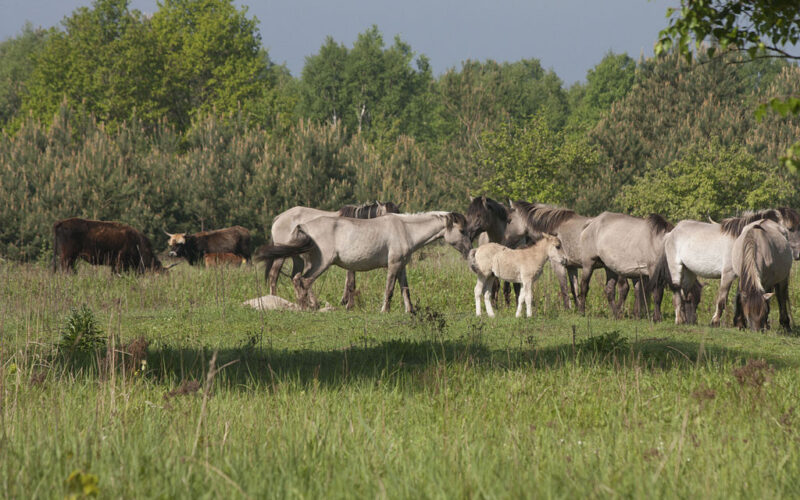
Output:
[52,218,164,273]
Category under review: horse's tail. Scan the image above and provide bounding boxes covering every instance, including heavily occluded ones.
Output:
[467,248,480,274]
[254,230,316,263]
[647,249,675,294]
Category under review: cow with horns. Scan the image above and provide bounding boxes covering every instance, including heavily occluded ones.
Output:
[164,226,251,265]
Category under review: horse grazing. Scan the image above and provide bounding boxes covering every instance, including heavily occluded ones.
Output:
[578,212,700,322]
[731,219,793,331]
[52,218,168,274]
[263,201,400,309]
[254,212,471,313]
[652,208,800,326]
[468,234,567,318]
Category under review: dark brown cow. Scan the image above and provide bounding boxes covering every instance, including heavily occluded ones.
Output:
[52,218,164,273]
[203,252,246,268]
[165,226,251,265]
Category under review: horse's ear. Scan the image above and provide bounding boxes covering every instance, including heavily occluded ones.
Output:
[763,292,775,301]
[470,195,476,202]
[508,200,515,209]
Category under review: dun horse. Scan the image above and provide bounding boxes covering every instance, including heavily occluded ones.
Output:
[468,234,567,318]
[465,196,520,304]
[731,219,793,331]
[578,212,701,322]
[652,208,800,325]
[263,201,400,308]
[255,212,471,313]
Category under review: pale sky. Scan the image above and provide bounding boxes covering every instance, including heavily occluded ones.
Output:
[0,0,675,85]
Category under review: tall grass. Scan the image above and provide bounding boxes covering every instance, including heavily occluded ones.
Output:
[2,250,800,498]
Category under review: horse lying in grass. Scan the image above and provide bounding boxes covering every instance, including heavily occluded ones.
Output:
[468,234,567,318]
[255,212,471,313]
[731,218,793,331]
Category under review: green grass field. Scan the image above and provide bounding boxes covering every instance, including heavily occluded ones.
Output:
[2,246,800,498]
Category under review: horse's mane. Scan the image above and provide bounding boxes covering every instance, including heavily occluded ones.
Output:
[777,207,800,230]
[646,214,674,234]
[720,209,780,237]
[338,201,400,219]
[513,201,577,234]
[466,197,508,224]
[446,212,467,229]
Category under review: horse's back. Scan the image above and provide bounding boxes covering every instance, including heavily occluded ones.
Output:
[583,211,665,276]
[668,220,732,278]
[272,206,335,244]
[303,216,397,271]
[732,219,792,287]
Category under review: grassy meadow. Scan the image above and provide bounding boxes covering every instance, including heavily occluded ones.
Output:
[2,245,800,498]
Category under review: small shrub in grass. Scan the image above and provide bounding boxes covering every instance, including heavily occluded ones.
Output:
[411,304,447,336]
[578,330,628,356]
[57,305,106,353]
[64,469,99,498]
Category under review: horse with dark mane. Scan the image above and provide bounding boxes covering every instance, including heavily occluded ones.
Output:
[578,211,701,322]
[731,218,793,331]
[264,201,400,309]
[503,201,594,310]
[255,212,471,313]
[651,207,800,326]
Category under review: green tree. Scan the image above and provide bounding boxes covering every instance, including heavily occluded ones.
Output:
[477,116,601,210]
[655,0,800,169]
[615,142,794,221]
[298,26,435,142]
[0,24,50,129]
[23,0,163,129]
[151,0,270,130]
[567,52,636,130]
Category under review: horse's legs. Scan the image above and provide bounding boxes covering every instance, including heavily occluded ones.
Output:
[524,281,533,318]
[673,290,685,324]
[398,266,414,313]
[578,261,597,315]
[515,282,526,318]
[649,278,664,322]
[484,276,497,318]
[678,269,697,325]
[474,277,485,316]
[568,267,580,310]
[266,257,284,295]
[732,288,746,329]
[341,270,357,309]
[551,260,571,309]
[712,269,736,327]
[776,279,791,331]
[381,263,403,313]
[293,252,329,310]
[617,278,631,317]
[603,269,620,319]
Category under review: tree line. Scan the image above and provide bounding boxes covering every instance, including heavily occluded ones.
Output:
[1,0,799,260]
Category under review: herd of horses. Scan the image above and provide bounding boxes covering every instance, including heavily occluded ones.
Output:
[49,198,800,332]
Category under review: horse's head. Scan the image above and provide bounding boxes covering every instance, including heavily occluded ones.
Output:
[738,290,773,331]
[443,212,472,258]
[502,201,530,246]
[680,280,704,325]
[777,207,800,260]
[543,233,567,267]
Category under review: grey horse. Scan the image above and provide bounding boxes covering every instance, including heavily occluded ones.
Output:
[255,212,471,313]
[652,208,800,325]
[577,211,700,322]
[731,218,793,331]
[263,201,399,308]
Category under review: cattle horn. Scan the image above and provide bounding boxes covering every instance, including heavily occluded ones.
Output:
[164,262,181,270]
[164,229,173,237]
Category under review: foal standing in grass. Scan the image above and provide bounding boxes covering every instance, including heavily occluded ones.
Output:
[469,234,567,318]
